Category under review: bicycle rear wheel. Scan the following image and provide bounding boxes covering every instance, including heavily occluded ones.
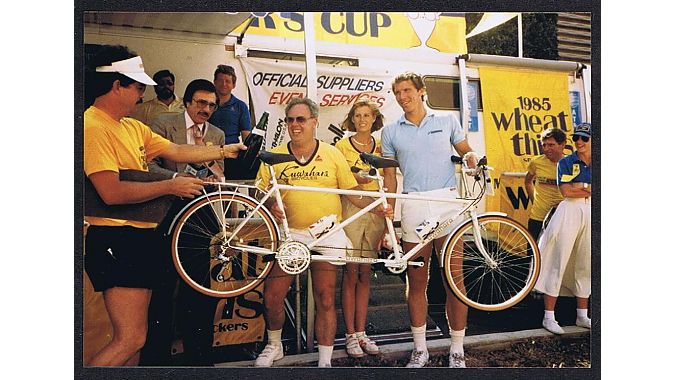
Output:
[171,192,279,298]
[442,215,540,311]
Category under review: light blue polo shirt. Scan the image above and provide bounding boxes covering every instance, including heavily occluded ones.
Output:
[381,112,465,193]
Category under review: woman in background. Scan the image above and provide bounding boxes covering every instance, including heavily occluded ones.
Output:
[534,122,592,334]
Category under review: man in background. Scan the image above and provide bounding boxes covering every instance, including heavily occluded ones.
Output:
[524,128,567,240]
[131,69,185,125]
[209,64,252,178]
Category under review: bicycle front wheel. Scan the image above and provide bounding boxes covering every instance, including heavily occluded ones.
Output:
[442,215,540,311]
[171,193,279,298]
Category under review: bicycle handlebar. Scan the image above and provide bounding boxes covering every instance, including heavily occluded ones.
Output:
[451,155,488,167]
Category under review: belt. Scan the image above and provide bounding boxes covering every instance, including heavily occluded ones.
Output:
[403,187,457,194]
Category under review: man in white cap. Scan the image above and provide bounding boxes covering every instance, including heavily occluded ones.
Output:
[84,45,245,366]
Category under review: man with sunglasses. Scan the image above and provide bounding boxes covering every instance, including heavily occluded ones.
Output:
[149,79,225,181]
[534,122,592,335]
[131,69,185,125]
[142,78,226,366]
[253,97,392,367]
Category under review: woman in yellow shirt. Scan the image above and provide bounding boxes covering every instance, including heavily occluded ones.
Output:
[335,100,385,358]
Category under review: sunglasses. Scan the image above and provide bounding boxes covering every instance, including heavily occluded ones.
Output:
[192,98,218,111]
[284,116,315,124]
[572,135,590,142]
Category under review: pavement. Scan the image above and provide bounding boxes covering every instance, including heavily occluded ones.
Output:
[217,325,590,367]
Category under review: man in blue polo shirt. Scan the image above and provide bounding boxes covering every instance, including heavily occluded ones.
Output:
[382,71,478,369]
[209,64,252,178]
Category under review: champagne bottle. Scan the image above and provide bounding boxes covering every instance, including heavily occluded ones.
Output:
[237,111,269,179]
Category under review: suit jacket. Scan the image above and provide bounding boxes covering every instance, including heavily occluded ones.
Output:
[149,112,225,179]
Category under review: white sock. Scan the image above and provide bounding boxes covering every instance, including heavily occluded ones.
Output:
[355,331,366,340]
[577,308,589,319]
[411,324,428,352]
[317,345,333,366]
[450,328,465,355]
[544,310,556,321]
[267,329,282,346]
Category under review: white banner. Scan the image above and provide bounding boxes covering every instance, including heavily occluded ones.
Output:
[240,58,400,149]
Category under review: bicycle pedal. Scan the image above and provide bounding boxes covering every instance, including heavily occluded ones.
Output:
[409,257,425,266]
[262,254,276,262]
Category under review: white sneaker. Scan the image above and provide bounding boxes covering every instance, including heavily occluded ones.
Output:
[542,318,565,335]
[345,334,366,358]
[254,343,284,367]
[318,362,332,367]
[405,350,429,368]
[358,334,380,355]
[576,316,592,329]
[449,352,466,368]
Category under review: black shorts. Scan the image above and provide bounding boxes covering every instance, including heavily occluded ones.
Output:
[85,225,164,292]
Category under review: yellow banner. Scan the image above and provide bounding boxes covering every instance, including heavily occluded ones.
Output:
[479,67,573,226]
[212,283,266,346]
[233,12,467,53]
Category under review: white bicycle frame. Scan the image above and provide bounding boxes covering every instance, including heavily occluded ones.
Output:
[193,158,499,271]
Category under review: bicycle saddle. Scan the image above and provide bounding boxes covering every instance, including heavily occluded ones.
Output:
[258,151,297,165]
[359,152,399,168]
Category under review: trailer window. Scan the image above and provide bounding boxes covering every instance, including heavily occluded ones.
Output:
[423,76,482,111]
[247,50,358,66]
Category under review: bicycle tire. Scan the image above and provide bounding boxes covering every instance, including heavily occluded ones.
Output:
[442,215,540,311]
[171,192,279,298]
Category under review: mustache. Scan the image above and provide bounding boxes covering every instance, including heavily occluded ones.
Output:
[197,111,211,118]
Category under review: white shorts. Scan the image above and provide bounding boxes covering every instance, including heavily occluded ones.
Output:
[288,228,352,266]
[400,187,466,243]
[534,197,591,298]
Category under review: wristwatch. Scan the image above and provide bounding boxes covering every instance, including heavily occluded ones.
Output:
[583,183,588,189]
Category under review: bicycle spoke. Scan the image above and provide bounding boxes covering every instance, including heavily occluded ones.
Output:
[172,194,278,298]
[444,216,539,311]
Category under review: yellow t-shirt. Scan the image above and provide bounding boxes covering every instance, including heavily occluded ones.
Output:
[334,137,382,192]
[527,155,564,221]
[84,106,171,228]
[256,140,358,229]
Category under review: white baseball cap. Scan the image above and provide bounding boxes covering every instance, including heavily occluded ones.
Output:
[95,56,156,85]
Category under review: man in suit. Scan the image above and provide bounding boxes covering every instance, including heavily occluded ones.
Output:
[140,79,225,366]
[149,79,225,180]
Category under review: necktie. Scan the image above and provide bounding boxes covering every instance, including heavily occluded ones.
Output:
[191,124,225,179]
[191,125,204,146]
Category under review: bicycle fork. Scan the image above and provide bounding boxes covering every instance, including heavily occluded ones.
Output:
[469,213,499,268]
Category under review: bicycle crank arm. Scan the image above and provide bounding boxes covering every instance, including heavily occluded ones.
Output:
[407,259,425,267]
